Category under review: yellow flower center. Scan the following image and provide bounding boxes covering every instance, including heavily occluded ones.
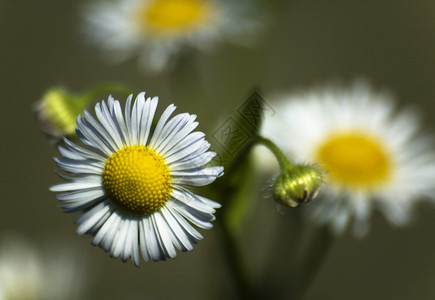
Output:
[103,146,172,215]
[139,0,211,33]
[315,132,392,189]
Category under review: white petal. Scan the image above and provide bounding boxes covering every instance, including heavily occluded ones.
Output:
[143,217,166,261]
[149,104,177,148]
[161,206,193,251]
[169,151,216,171]
[89,207,114,234]
[157,116,198,156]
[153,113,192,153]
[172,167,224,186]
[111,217,130,258]
[53,158,104,176]
[331,203,351,236]
[95,101,124,150]
[55,188,105,203]
[153,212,177,259]
[93,212,121,251]
[123,220,140,267]
[76,113,113,156]
[168,201,214,229]
[62,137,106,162]
[111,99,130,146]
[58,146,84,160]
[50,181,102,192]
[141,215,166,261]
[171,189,217,214]
[166,206,203,242]
[130,93,146,145]
[124,94,134,145]
[138,219,150,262]
[139,97,158,145]
[83,110,118,152]
[59,195,103,213]
[75,200,112,235]
[164,139,209,164]
[92,211,117,246]
[175,186,222,209]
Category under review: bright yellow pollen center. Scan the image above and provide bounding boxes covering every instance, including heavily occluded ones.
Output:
[103,146,172,215]
[140,0,209,32]
[315,132,392,188]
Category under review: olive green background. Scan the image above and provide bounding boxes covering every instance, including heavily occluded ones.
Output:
[1,0,435,299]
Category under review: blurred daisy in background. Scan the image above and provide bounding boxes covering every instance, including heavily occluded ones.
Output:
[50,92,223,266]
[261,80,435,237]
[0,235,87,300]
[82,0,263,72]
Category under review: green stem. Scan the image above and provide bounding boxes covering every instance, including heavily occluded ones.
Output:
[255,136,295,171]
[253,135,332,299]
[217,218,255,300]
[261,221,334,300]
[212,139,259,298]
[287,225,334,299]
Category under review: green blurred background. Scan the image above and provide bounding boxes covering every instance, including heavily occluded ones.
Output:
[1,0,435,299]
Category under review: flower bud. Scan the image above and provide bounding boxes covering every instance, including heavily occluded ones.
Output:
[34,88,90,142]
[272,164,323,207]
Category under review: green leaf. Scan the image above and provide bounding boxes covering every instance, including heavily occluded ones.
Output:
[208,90,268,232]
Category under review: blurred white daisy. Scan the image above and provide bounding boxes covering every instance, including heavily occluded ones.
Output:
[261,80,435,236]
[50,92,223,266]
[0,236,87,300]
[82,0,262,72]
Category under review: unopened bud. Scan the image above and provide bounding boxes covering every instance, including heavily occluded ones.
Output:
[272,164,323,207]
[34,88,91,142]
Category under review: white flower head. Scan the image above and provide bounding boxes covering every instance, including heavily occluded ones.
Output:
[82,0,262,72]
[50,92,223,266]
[261,80,435,237]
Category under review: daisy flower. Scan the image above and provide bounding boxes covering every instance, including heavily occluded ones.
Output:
[261,80,435,236]
[50,92,223,266]
[82,0,262,72]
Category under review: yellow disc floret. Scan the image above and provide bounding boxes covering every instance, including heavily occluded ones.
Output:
[139,0,211,33]
[315,132,392,188]
[103,145,172,215]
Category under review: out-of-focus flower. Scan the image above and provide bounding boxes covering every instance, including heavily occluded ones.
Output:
[261,80,435,236]
[34,87,90,142]
[82,0,263,72]
[0,236,87,300]
[50,92,223,266]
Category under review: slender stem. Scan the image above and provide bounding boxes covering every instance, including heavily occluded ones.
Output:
[266,223,334,300]
[212,139,258,299]
[217,219,255,300]
[255,211,305,299]
[216,136,317,299]
[287,225,334,299]
[254,135,333,299]
[255,136,294,171]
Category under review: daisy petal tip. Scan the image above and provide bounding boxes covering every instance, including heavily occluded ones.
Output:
[137,91,146,100]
